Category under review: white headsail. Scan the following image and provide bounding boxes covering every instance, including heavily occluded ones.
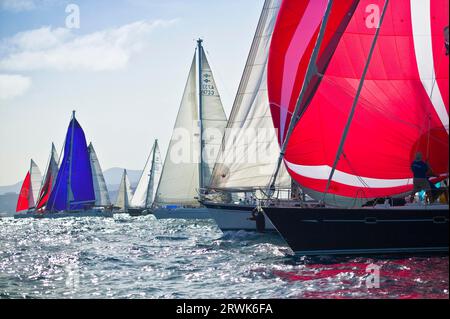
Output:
[88,143,111,207]
[115,169,133,211]
[29,159,42,207]
[131,140,162,208]
[209,0,290,191]
[199,49,229,188]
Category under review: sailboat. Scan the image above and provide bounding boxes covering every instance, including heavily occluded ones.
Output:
[153,39,228,220]
[114,169,133,213]
[15,159,42,218]
[32,111,113,218]
[128,139,162,216]
[262,0,449,255]
[35,143,59,211]
[202,0,294,232]
[88,143,112,208]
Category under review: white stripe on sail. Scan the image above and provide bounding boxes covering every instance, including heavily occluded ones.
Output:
[285,160,412,189]
[410,0,449,133]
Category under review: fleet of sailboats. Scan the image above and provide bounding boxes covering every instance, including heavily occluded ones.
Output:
[11,0,449,256]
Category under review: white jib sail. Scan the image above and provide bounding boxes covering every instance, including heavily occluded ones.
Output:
[116,169,133,210]
[154,55,201,207]
[88,143,111,207]
[131,140,162,208]
[210,0,290,191]
[199,48,228,188]
[29,159,42,207]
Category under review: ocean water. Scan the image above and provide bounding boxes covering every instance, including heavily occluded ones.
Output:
[0,215,448,299]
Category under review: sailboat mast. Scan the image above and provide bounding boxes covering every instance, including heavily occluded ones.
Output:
[197,38,204,190]
[145,140,158,208]
[67,110,76,210]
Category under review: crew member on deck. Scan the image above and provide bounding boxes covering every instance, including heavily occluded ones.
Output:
[410,152,435,203]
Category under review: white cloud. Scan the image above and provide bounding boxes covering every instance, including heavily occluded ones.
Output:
[0,20,177,71]
[0,0,60,12]
[1,0,36,11]
[0,74,31,99]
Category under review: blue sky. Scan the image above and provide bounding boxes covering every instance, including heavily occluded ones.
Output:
[0,0,264,185]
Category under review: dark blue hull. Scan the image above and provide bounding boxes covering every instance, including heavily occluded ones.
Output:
[263,205,449,256]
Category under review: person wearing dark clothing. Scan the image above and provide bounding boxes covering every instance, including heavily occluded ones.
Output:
[248,208,266,233]
[410,152,435,203]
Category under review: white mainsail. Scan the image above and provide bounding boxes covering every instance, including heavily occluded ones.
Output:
[131,140,162,208]
[209,0,290,191]
[155,43,228,207]
[115,169,133,211]
[155,56,199,206]
[88,143,111,207]
[29,159,42,207]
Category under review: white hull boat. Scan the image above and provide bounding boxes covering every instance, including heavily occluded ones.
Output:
[204,202,276,231]
[153,207,211,220]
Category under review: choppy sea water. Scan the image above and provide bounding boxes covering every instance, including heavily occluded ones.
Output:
[0,215,448,299]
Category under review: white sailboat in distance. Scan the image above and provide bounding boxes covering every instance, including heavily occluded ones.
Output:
[129,139,162,216]
[115,169,134,213]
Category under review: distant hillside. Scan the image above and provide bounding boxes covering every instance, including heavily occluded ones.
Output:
[0,193,18,217]
[0,181,22,195]
[103,168,142,187]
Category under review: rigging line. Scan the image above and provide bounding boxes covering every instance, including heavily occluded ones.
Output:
[323,0,390,203]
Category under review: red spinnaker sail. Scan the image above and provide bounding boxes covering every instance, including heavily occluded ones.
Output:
[16,172,31,212]
[268,0,449,205]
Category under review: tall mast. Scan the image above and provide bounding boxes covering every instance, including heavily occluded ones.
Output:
[197,38,204,190]
[145,139,158,208]
[67,110,76,210]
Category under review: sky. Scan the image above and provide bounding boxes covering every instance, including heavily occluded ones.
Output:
[0,0,264,186]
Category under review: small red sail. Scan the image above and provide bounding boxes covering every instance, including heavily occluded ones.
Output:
[16,172,31,212]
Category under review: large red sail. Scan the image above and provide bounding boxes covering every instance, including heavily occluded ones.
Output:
[16,172,31,212]
[268,0,359,144]
[268,0,449,205]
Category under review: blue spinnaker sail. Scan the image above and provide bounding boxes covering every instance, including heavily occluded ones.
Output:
[47,115,95,211]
